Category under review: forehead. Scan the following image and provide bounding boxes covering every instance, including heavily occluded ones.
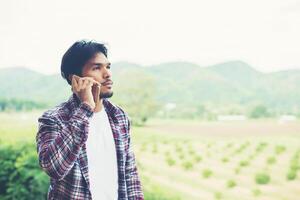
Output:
[87,52,109,64]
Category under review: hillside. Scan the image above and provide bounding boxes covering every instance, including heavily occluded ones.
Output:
[0,61,299,113]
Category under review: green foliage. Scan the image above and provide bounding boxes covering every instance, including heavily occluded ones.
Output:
[249,104,270,118]
[0,98,47,111]
[255,173,270,184]
[226,179,237,188]
[286,170,297,180]
[178,153,185,160]
[141,175,181,200]
[152,143,158,153]
[165,157,176,166]
[2,62,300,119]
[275,145,286,155]
[202,169,213,178]
[239,160,250,167]
[194,155,202,163]
[255,142,268,153]
[234,167,241,175]
[0,142,49,200]
[181,161,194,170]
[252,188,262,197]
[0,141,172,200]
[175,144,183,153]
[0,144,20,195]
[112,69,158,126]
[214,191,222,200]
[188,149,195,155]
[266,156,276,165]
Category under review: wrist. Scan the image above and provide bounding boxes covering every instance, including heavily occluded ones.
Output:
[82,101,95,110]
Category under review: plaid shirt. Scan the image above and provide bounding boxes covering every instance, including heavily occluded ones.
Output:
[36,94,144,200]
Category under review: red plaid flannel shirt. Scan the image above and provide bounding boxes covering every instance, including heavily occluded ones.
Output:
[36,94,144,200]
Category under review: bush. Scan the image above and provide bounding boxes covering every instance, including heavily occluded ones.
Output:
[194,155,202,163]
[178,153,185,160]
[239,160,250,167]
[221,157,229,163]
[286,170,297,180]
[234,167,241,175]
[275,145,286,155]
[152,144,158,153]
[226,179,236,188]
[252,188,261,197]
[214,191,222,200]
[266,156,276,165]
[255,173,270,184]
[202,169,213,178]
[182,161,193,170]
[165,157,176,166]
[0,142,171,200]
[0,144,20,196]
[6,150,49,200]
[0,142,49,200]
[142,176,181,200]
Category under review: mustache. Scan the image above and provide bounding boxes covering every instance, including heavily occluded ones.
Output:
[100,79,113,85]
[100,79,113,84]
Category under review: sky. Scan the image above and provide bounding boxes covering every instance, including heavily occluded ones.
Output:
[1,0,300,74]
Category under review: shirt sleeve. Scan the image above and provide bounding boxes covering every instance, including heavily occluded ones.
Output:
[36,102,93,180]
[125,116,145,200]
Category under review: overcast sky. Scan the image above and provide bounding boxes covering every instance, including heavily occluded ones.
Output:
[1,0,300,74]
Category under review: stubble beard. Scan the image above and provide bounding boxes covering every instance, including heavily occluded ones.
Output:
[100,91,113,99]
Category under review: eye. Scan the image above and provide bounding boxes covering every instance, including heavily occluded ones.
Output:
[93,66,101,71]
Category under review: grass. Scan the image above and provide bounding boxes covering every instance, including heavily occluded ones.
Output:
[2,112,300,200]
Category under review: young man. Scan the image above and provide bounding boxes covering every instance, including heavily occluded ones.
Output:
[36,40,144,200]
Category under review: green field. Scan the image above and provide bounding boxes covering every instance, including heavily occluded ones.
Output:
[1,112,300,200]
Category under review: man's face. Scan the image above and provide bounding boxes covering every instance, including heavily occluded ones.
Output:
[81,52,113,99]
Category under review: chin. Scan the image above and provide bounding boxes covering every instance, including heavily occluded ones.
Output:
[100,91,113,99]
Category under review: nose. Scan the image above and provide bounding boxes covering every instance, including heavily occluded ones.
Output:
[102,66,111,79]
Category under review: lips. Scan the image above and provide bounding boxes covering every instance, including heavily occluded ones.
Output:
[102,81,113,86]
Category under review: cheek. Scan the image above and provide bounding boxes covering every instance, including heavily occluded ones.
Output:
[85,71,102,80]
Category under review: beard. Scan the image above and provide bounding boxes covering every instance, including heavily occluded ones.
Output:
[100,91,113,99]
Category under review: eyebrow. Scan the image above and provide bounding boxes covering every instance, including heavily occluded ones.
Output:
[91,62,111,66]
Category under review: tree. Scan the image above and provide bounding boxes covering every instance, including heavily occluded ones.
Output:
[249,104,269,118]
[112,69,159,125]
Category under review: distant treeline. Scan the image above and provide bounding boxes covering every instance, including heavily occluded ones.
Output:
[0,98,48,111]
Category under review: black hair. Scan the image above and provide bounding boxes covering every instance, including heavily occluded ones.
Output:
[61,40,108,85]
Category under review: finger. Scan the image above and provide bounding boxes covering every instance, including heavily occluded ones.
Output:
[82,79,90,89]
[82,77,101,86]
[96,85,101,103]
[78,78,84,91]
[87,80,94,90]
[73,74,81,81]
[71,75,79,93]
[92,84,100,105]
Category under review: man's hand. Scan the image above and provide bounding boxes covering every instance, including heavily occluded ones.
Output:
[71,74,101,110]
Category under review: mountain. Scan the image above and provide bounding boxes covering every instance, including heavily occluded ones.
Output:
[0,61,299,113]
[0,67,70,105]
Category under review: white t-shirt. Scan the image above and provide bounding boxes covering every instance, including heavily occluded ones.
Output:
[86,108,118,200]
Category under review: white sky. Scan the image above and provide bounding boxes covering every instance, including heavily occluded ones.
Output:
[1,0,300,74]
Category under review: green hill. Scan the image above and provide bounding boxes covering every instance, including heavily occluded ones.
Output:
[0,61,299,114]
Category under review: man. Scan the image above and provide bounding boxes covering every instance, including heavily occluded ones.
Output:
[36,40,144,200]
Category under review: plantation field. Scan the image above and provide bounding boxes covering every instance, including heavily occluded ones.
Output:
[134,119,300,200]
[1,112,300,200]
